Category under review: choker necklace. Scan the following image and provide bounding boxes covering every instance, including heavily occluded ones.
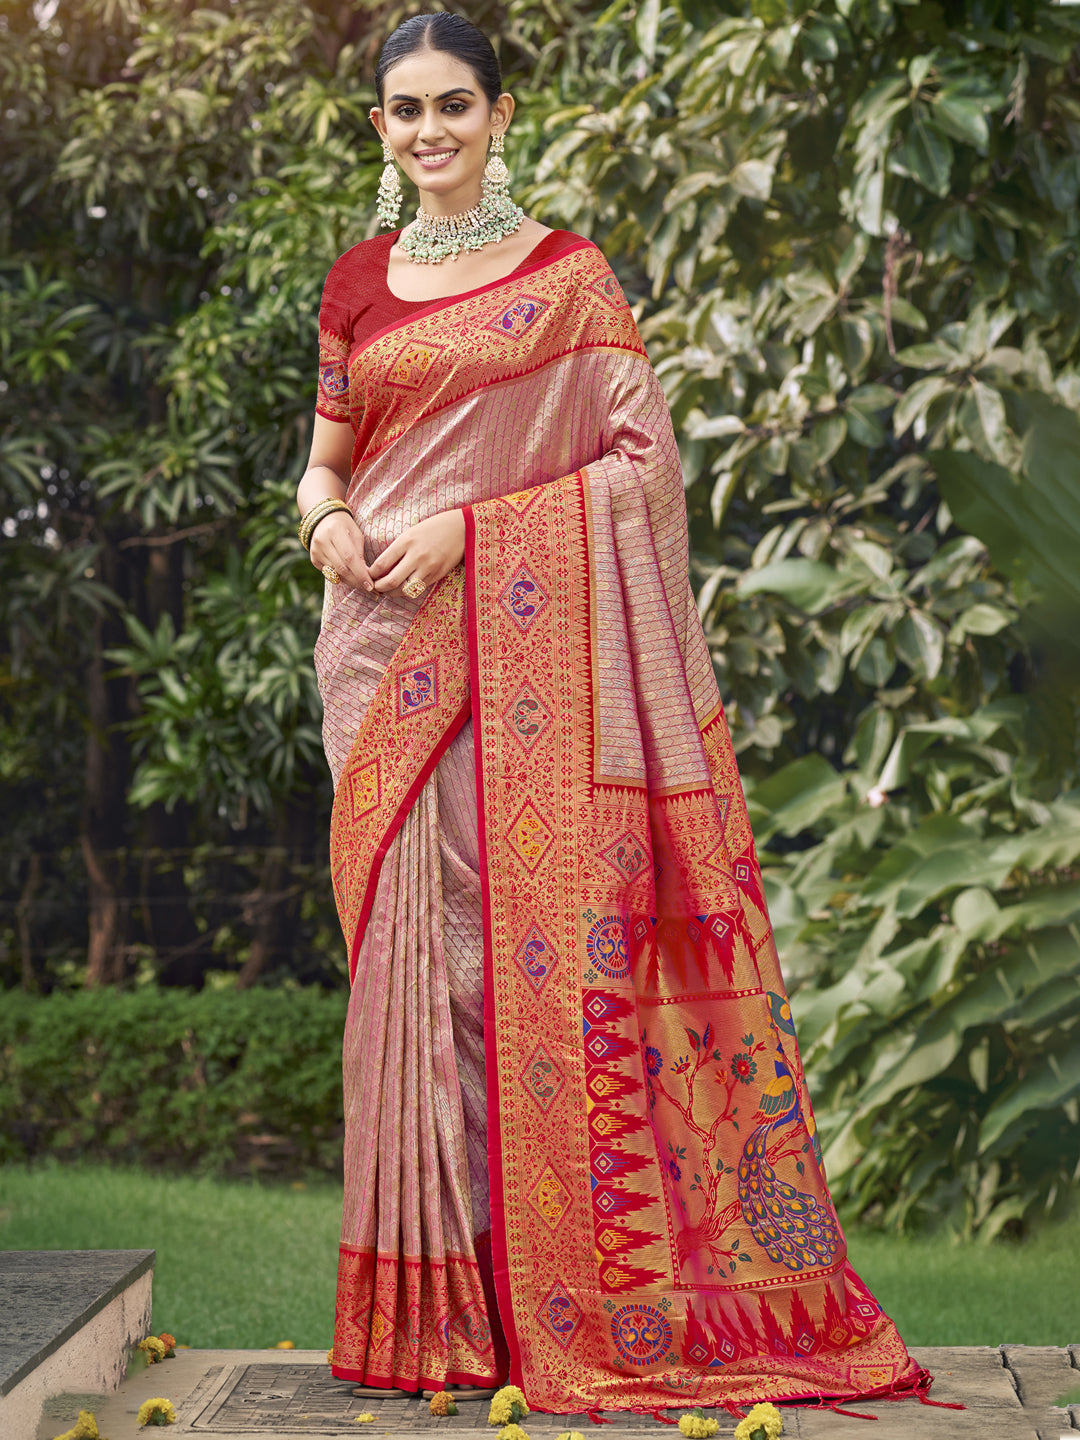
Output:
[400,192,524,264]
[400,136,523,264]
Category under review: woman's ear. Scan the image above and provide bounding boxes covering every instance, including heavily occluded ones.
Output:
[490,91,515,137]
[370,107,388,141]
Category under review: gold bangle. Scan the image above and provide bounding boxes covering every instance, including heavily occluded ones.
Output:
[298,498,351,551]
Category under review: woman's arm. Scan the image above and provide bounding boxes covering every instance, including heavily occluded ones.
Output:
[297,413,373,592]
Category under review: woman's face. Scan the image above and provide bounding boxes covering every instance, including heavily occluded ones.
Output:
[371,49,513,213]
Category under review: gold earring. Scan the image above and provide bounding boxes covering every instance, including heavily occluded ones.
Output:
[482,131,510,203]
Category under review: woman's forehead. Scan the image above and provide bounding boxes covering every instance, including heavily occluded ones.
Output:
[382,50,480,95]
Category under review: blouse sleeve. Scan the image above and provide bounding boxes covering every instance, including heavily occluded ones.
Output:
[315,261,353,423]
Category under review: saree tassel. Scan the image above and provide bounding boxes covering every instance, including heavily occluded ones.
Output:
[585,1409,613,1425]
[915,1393,966,1410]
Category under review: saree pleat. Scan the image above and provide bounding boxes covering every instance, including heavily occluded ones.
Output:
[335,737,497,1388]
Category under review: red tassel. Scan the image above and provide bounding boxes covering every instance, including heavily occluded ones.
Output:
[585,1409,613,1425]
[828,1404,878,1420]
[721,1401,747,1419]
[916,1393,966,1410]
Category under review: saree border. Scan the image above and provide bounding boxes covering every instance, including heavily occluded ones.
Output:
[328,572,471,981]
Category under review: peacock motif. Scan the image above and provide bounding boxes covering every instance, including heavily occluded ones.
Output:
[736,1034,839,1272]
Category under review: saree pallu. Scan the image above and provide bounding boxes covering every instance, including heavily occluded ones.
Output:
[316,234,928,1410]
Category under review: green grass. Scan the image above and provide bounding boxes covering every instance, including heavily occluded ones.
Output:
[0,1161,340,1348]
[847,1217,1080,1347]
[1,1161,1077,1348]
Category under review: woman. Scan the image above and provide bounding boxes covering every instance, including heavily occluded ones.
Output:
[298,11,930,1416]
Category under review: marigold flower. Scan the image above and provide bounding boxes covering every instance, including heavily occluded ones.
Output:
[138,1336,167,1364]
[136,1397,177,1427]
[733,1402,783,1440]
[429,1391,459,1416]
[555,1431,585,1440]
[52,1409,101,1440]
[356,1414,376,1424]
[497,1425,531,1440]
[275,1340,296,1349]
[677,1409,719,1438]
[326,1347,335,1365]
[157,1333,177,1355]
[488,1385,529,1426]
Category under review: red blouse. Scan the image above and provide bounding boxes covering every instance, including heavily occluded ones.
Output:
[315,228,582,424]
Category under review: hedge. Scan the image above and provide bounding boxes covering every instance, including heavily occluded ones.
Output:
[0,988,348,1175]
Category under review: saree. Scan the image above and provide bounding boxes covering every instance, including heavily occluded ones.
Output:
[314,229,929,1411]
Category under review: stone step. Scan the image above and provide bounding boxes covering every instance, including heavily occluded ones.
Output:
[0,1250,154,1440]
[36,1343,1080,1440]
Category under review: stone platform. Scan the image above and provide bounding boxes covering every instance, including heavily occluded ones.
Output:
[36,1345,1080,1440]
[0,1250,154,1440]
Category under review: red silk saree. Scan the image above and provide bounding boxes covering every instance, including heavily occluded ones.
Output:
[314,230,928,1411]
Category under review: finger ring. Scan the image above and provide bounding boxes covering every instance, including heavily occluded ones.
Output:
[321,564,341,585]
[402,576,427,599]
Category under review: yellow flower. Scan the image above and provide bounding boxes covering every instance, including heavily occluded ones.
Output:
[356,1414,376,1423]
[488,1385,529,1427]
[429,1391,459,1416]
[327,1347,335,1365]
[677,1409,719,1439]
[497,1426,531,1440]
[138,1336,167,1364]
[52,1410,102,1440]
[275,1340,296,1349]
[555,1432,585,1440]
[733,1402,783,1440]
[136,1397,177,1427]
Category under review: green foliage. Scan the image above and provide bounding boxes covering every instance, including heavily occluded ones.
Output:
[0,988,348,1173]
[517,0,1080,1232]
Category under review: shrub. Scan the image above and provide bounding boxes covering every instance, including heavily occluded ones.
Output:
[0,988,347,1175]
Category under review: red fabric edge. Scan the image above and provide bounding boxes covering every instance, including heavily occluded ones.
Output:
[346,689,471,983]
[330,1362,497,1389]
[464,501,526,1391]
[359,232,595,352]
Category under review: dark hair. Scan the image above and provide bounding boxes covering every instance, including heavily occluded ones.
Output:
[375,13,503,109]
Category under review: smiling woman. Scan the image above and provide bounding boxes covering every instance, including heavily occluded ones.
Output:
[291,8,931,1423]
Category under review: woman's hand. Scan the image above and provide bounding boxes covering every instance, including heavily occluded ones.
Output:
[369,510,465,596]
[309,511,374,592]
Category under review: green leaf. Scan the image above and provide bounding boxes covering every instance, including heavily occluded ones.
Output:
[736,559,864,614]
[980,1044,1080,1151]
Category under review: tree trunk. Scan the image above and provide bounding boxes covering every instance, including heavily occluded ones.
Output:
[81,563,131,988]
[15,852,41,992]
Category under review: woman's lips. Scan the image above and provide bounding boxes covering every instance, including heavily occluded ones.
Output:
[414,149,458,169]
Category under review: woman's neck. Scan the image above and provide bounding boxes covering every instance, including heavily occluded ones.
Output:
[416,185,484,219]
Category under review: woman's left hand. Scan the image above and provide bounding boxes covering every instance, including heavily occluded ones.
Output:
[369,509,466,596]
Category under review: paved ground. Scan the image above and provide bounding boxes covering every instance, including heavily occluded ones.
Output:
[35,1345,1080,1440]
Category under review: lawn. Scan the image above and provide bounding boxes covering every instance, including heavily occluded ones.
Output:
[1,1161,1077,1348]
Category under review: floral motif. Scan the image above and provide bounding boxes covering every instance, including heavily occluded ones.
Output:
[730,1052,757,1084]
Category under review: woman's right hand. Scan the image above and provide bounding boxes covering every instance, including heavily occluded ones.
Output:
[309,510,374,593]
